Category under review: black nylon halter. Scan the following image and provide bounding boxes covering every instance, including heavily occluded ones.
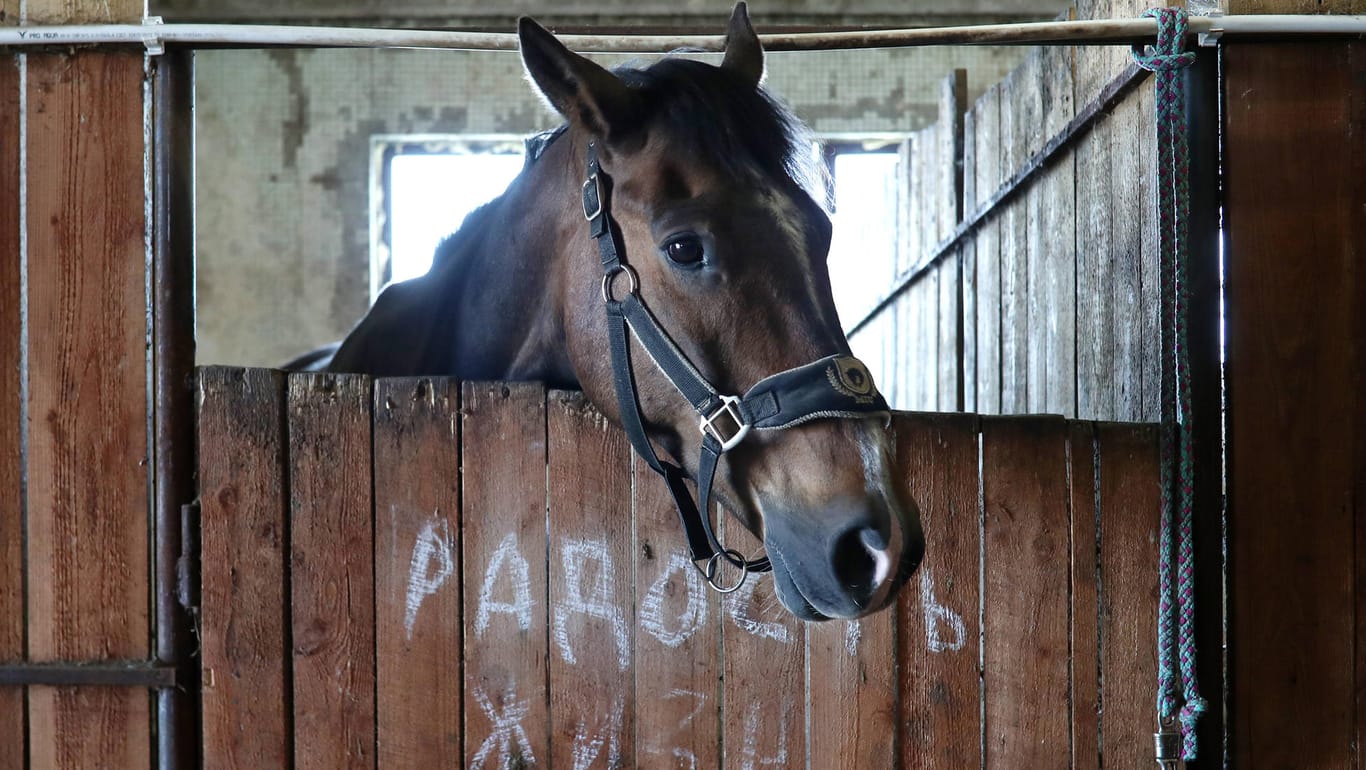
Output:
[582,142,891,592]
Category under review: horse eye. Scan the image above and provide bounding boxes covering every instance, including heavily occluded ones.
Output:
[665,237,705,266]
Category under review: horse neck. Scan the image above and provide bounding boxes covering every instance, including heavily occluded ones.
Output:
[442,136,581,387]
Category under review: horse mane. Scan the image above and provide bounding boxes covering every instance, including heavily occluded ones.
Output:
[616,58,825,199]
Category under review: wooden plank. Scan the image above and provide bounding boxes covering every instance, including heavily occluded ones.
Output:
[288,373,375,770]
[1224,42,1363,770]
[23,0,142,23]
[938,258,961,412]
[981,416,1070,770]
[1075,120,1114,421]
[1042,45,1076,418]
[917,272,940,411]
[198,367,292,770]
[460,382,549,770]
[999,199,1027,415]
[808,610,896,770]
[1135,82,1161,424]
[897,413,981,770]
[1109,88,1145,422]
[0,52,23,770]
[632,457,720,769]
[972,84,1002,416]
[24,51,150,770]
[1025,181,1048,414]
[1075,0,1115,102]
[1068,423,1100,770]
[900,135,920,279]
[961,241,977,413]
[938,69,968,242]
[1095,423,1160,768]
[546,391,635,769]
[721,509,804,770]
[373,378,462,765]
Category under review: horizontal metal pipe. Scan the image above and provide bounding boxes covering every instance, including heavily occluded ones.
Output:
[0,15,1361,53]
[0,661,179,689]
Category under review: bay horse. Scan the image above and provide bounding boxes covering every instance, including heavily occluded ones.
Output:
[300,4,924,620]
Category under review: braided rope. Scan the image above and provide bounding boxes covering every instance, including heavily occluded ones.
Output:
[1132,8,1206,761]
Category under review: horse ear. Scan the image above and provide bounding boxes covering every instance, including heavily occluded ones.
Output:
[721,2,764,87]
[518,17,638,141]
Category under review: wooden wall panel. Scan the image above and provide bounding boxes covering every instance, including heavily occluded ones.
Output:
[288,373,375,770]
[1068,423,1100,770]
[24,0,144,24]
[546,392,635,769]
[1075,121,1114,421]
[460,382,548,770]
[898,414,981,770]
[198,367,291,770]
[981,417,1070,770]
[1109,89,1146,423]
[632,459,720,769]
[373,379,462,766]
[24,51,150,770]
[1095,423,1160,768]
[0,52,24,770]
[1225,42,1364,770]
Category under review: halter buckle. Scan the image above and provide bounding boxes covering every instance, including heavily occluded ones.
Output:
[700,395,751,452]
[582,172,604,222]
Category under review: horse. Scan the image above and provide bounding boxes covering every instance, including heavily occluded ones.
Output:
[295,3,924,621]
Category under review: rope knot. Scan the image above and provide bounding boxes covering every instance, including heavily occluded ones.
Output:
[1132,8,1196,72]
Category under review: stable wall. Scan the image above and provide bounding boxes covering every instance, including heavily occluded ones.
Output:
[193,44,1027,367]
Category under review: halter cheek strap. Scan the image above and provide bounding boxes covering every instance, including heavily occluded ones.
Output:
[583,142,890,592]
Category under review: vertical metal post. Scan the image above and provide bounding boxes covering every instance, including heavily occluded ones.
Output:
[1181,46,1225,770]
[152,48,199,770]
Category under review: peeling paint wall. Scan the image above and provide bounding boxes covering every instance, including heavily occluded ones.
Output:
[195,45,1025,366]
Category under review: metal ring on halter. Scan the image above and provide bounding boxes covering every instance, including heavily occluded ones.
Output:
[601,264,640,302]
[702,548,750,594]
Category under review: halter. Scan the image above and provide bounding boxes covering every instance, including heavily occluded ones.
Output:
[582,142,891,593]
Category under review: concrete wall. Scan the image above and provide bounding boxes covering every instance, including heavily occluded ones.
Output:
[195,45,1026,366]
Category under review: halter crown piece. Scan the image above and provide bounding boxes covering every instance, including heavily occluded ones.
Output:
[582,142,891,593]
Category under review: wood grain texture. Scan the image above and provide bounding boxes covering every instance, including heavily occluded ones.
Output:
[191,370,289,761]
[460,382,548,770]
[1042,45,1076,418]
[546,391,635,769]
[632,456,719,770]
[1109,89,1145,423]
[898,413,981,770]
[721,505,804,770]
[1075,121,1114,421]
[1025,181,1048,414]
[1068,423,1100,770]
[999,199,1027,415]
[24,51,150,770]
[972,84,1002,415]
[938,258,961,412]
[1095,423,1160,768]
[938,70,968,243]
[0,52,23,770]
[373,378,462,766]
[288,373,375,770]
[197,368,291,770]
[961,241,977,414]
[1225,42,1364,770]
[981,416,1070,770]
[23,0,144,24]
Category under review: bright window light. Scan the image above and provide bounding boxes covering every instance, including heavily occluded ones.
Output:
[387,152,524,285]
[827,150,901,331]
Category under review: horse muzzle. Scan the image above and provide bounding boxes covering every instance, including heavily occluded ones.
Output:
[764,490,924,621]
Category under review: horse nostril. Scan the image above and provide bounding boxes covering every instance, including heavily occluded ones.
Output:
[831,526,889,597]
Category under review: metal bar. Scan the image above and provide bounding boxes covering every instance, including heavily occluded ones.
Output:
[151,49,200,770]
[848,61,1149,337]
[0,16,1362,53]
[0,661,179,689]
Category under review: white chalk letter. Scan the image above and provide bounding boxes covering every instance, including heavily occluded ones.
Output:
[475,533,534,636]
[554,538,630,670]
[404,515,456,641]
[640,551,707,648]
[920,567,966,653]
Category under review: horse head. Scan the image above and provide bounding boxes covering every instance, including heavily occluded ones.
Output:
[519,4,924,620]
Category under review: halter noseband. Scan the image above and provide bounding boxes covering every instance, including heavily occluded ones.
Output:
[582,142,891,593]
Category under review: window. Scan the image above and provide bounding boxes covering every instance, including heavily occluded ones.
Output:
[823,141,903,332]
[371,136,525,300]
[375,136,905,325]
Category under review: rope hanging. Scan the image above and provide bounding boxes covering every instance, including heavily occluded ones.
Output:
[1131,8,1206,763]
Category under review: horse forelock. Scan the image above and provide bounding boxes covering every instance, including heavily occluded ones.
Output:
[614,59,827,204]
